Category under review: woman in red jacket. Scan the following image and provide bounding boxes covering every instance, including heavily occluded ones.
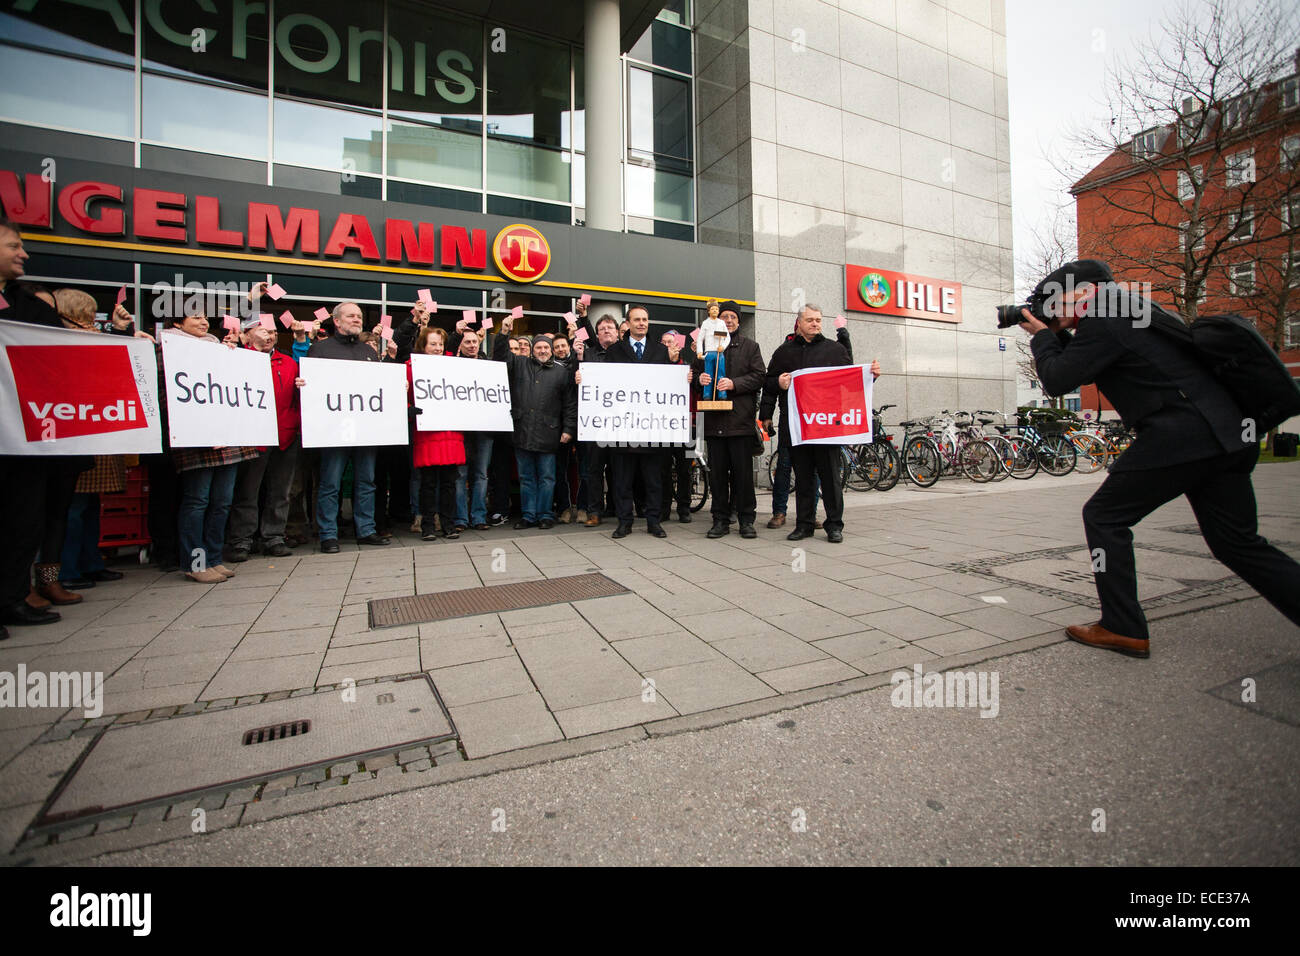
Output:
[408,326,466,541]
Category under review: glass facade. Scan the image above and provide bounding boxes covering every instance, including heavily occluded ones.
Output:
[0,1,696,240]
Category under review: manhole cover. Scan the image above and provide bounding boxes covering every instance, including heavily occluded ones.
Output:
[1205,659,1300,728]
[369,572,628,628]
[39,677,452,827]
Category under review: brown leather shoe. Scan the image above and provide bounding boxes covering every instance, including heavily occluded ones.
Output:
[766,513,786,529]
[1066,624,1150,659]
[35,563,83,605]
[585,514,603,527]
[26,588,51,610]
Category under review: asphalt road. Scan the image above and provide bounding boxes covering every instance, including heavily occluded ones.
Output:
[89,596,1299,866]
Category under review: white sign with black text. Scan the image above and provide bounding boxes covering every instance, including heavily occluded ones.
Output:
[161,332,278,448]
[298,357,409,448]
[409,354,512,431]
[577,363,691,446]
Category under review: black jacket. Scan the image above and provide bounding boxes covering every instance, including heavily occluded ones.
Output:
[760,333,852,444]
[493,335,577,452]
[306,333,380,363]
[690,332,766,438]
[1030,306,1243,471]
[0,282,60,327]
[603,336,674,452]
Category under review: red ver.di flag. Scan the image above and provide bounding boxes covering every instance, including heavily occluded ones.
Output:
[787,365,873,446]
[0,320,161,454]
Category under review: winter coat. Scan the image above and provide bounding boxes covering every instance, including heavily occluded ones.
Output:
[689,331,766,438]
[493,335,577,453]
[406,358,466,467]
[267,348,301,451]
[760,332,852,445]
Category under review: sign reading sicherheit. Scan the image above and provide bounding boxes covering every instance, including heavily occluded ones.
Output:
[845,265,962,323]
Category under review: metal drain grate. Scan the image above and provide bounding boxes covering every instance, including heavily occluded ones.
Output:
[369,572,628,628]
[243,720,310,745]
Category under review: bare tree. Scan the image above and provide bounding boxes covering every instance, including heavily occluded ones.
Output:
[1062,0,1300,326]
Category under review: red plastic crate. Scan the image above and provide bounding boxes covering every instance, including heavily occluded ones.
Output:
[100,513,149,544]
[101,495,146,516]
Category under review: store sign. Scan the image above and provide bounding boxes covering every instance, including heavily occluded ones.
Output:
[492,224,551,284]
[0,169,552,276]
[845,265,962,323]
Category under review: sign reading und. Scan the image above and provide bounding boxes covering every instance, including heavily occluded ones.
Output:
[845,266,962,323]
[298,357,408,448]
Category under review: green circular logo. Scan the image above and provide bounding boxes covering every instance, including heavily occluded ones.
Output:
[860,273,891,309]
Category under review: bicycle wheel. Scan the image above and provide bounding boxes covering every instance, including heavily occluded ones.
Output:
[903,437,941,487]
[844,445,873,492]
[960,439,1000,483]
[853,444,884,491]
[872,442,901,491]
[689,459,709,511]
[1008,437,1040,479]
[767,446,780,489]
[983,435,1013,482]
[1038,436,1078,476]
[1070,434,1107,474]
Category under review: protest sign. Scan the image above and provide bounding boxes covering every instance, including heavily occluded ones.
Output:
[161,332,278,448]
[0,320,161,454]
[298,357,408,448]
[577,362,690,446]
[787,365,873,446]
[409,354,512,431]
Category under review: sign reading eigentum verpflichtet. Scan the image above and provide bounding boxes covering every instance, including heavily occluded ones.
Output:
[845,266,963,323]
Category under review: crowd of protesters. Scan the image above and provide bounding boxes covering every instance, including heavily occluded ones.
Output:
[1,215,879,640]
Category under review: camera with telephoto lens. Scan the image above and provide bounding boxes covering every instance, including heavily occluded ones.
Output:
[995,293,1050,330]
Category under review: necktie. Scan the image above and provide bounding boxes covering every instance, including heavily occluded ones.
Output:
[634,341,643,360]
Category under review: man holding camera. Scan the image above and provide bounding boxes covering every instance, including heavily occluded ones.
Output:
[1020,260,1300,659]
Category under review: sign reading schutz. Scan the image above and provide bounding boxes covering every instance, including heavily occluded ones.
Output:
[298,357,408,448]
[577,363,690,446]
[161,333,278,448]
[846,265,963,323]
[410,354,512,431]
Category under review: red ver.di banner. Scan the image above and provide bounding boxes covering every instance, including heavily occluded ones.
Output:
[786,365,874,446]
[0,320,162,455]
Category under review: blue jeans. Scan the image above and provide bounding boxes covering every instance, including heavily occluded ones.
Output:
[772,435,819,516]
[318,447,377,540]
[458,433,494,526]
[178,463,238,571]
[60,492,105,581]
[515,449,556,522]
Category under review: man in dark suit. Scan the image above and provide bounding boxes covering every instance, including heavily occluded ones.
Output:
[1025,260,1300,659]
[601,304,676,538]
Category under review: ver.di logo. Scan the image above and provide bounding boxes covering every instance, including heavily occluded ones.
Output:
[492,224,552,283]
[860,272,891,309]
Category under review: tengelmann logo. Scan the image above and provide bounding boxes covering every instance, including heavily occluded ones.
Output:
[890,664,999,718]
[0,665,103,718]
[50,886,151,936]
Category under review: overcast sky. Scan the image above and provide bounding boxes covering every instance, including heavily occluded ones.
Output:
[1005,0,1180,295]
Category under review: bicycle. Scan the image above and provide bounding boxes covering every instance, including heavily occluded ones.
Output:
[1010,410,1079,478]
[685,428,709,512]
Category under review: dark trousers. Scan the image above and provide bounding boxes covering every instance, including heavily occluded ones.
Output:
[707,435,756,525]
[489,437,515,517]
[146,453,180,567]
[227,440,300,551]
[614,452,663,526]
[40,461,82,562]
[374,444,413,530]
[583,442,613,516]
[791,444,844,534]
[418,464,459,533]
[1083,445,1300,639]
[662,445,691,517]
[0,456,47,606]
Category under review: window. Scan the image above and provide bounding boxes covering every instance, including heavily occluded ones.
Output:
[1226,206,1254,241]
[1286,314,1300,349]
[1282,77,1299,112]
[627,68,692,166]
[1222,93,1253,130]
[1287,254,1300,288]
[274,0,384,110]
[1180,220,1205,252]
[1282,197,1300,231]
[1132,128,1164,159]
[1225,148,1256,187]
[143,75,268,158]
[1228,262,1256,296]
[1177,166,1202,202]
[273,99,382,175]
[1282,134,1300,171]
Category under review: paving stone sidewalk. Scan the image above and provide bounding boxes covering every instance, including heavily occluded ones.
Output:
[2,464,1296,856]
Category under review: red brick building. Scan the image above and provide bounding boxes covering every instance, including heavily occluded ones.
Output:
[1071,61,1300,424]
